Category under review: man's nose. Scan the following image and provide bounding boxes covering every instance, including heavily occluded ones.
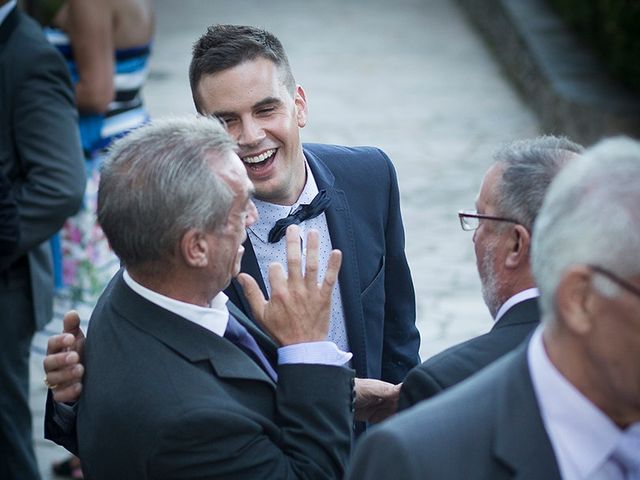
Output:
[238,118,265,147]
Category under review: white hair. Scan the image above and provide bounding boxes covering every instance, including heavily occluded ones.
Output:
[532,136,640,317]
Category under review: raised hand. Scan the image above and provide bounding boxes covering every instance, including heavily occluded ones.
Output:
[238,225,342,346]
[43,310,86,402]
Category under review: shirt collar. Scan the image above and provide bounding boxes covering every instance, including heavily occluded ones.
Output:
[122,270,229,337]
[248,162,319,244]
[0,0,16,25]
[494,287,539,323]
[528,326,624,479]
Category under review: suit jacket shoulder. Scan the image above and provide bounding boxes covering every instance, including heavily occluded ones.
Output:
[347,344,562,480]
[399,298,540,410]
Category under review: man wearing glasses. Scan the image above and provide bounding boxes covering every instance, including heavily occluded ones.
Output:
[398,135,583,410]
[347,135,640,480]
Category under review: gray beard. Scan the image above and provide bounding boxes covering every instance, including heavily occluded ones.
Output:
[480,244,502,318]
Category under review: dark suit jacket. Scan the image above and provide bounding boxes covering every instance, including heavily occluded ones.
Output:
[0,168,18,267]
[225,143,419,384]
[0,5,84,329]
[68,271,354,479]
[346,343,562,480]
[398,297,540,410]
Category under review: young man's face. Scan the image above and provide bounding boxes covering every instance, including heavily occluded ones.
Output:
[196,57,308,206]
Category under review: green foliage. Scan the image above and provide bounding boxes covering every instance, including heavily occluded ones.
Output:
[547,0,640,92]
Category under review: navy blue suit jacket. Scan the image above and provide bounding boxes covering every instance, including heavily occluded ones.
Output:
[398,297,540,410]
[225,143,419,383]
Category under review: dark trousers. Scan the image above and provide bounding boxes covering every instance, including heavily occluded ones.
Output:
[0,258,40,480]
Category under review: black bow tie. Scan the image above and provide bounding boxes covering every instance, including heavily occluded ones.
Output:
[267,190,331,243]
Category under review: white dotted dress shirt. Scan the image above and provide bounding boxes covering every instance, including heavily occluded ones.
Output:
[248,163,350,353]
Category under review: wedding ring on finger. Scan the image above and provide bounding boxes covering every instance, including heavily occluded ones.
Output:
[43,376,58,390]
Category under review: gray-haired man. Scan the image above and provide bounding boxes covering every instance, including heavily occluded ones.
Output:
[46,116,355,479]
[347,136,640,479]
[399,136,583,410]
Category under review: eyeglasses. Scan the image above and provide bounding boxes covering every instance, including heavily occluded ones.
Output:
[457,209,521,232]
[590,265,640,301]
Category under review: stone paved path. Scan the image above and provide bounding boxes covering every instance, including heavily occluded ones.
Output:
[31,0,540,476]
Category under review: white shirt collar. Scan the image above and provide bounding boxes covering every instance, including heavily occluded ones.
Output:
[528,326,627,479]
[0,0,16,25]
[249,162,319,244]
[494,287,539,323]
[122,270,229,337]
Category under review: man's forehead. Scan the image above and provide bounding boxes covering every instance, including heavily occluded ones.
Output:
[196,59,290,114]
[476,163,504,210]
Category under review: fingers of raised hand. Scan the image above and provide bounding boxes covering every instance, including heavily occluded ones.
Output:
[304,229,320,288]
[321,249,342,295]
[237,272,268,321]
[267,261,287,296]
[285,225,302,281]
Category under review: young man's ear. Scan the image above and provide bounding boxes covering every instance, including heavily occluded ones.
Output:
[179,229,210,268]
[295,85,308,128]
[505,224,530,269]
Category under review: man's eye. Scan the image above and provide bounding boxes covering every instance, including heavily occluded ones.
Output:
[257,107,274,115]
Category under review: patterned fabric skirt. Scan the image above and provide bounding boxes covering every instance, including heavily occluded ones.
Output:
[60,161,120,303]
[32,159,119,355]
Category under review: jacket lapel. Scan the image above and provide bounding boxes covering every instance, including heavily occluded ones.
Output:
[493,346,562,479]
[0,6,19,46]
[109,271,275,387]
[304,146,368,377]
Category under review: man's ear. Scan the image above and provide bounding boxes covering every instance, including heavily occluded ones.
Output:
[555,266,593,335]
[505,224,530,269]
[179,229,210,268]
[294,85,308,128]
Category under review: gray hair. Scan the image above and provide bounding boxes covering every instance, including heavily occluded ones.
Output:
[532,136,640,317]
[493,136,584,231]
[97,116,236,273]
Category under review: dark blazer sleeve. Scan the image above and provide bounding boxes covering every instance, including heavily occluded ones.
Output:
[378,149,420,383]
[0,169,19,267]
[44,390,79,456]
[8,20,85,259]
[397,365,444,411]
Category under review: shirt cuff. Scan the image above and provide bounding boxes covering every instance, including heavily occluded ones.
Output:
[277,341,353,366]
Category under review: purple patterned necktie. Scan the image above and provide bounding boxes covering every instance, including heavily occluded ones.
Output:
[224,315,278,381]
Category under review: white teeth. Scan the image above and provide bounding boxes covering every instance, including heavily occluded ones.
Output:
[243,149,276,164]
